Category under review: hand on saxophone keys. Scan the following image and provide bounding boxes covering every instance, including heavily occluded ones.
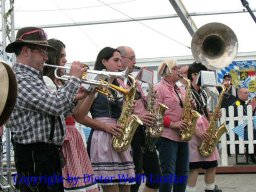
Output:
[104,123,123,137]
[209,110,222,119]
[171,120,187,131]
[137,112,155,127]
[190,98,197,109]
[196,132,211,142]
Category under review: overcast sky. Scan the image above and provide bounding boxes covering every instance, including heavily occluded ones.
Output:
[1,0,256,62]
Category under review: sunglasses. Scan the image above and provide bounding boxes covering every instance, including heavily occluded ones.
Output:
[18,29,47,41]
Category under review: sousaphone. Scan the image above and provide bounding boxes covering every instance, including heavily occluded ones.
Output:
[191,22,238,69]
[0,61,17,126]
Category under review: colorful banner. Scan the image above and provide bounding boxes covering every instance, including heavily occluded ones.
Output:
[217,60,256,99]
[229,116,256,140]
[231,122,246,140]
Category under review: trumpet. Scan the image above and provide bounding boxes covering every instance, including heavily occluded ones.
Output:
[44,63,130,99]
[44,63,129,81]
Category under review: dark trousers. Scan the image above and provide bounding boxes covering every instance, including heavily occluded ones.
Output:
[13,142,64,192]
[156,137,189,192]
[131,126,161,192]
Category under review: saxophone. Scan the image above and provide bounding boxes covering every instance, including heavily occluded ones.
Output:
[180,77,201,141]
[147,83,169,138]
[112,75,143,152]
[198,85,228,157]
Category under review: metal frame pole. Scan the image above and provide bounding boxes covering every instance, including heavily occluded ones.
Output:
[1,0,15,191]
[241,0,256,24]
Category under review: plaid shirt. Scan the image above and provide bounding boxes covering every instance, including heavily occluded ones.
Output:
[5,63,81,145]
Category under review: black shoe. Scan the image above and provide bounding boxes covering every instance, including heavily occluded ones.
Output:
[214,185,222,192]
[205,185,222,192]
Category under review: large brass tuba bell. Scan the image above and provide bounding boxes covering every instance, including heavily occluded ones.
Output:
[191,22,238,69]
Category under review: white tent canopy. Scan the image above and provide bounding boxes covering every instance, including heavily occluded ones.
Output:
[1,0,256,62]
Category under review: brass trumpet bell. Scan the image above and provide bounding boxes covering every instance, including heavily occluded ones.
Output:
[191,22,238,70]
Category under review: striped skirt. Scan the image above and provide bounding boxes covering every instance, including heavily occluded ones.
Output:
[62,125,98,191]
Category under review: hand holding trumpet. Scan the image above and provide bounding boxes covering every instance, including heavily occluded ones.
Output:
[69,61,87,79]
[44,63,130,100]
[44,63,128,86]
[74,86,90,101]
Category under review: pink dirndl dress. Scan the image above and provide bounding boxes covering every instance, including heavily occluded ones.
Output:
[62,116,99,192]
[89,117,135,186]
[189,116,219,163]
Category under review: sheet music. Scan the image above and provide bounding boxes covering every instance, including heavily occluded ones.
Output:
[200,71,217,87]
[136,67,154,84]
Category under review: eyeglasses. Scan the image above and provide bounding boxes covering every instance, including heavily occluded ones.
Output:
[28,46,48,56]
[122,56,136,61]
[18,29,47,41]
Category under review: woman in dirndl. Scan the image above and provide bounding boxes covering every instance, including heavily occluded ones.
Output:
[83,47,135,192]
[43,38,99,192]
[186,62,222,192]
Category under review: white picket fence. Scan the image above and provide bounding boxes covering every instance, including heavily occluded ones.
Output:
[219,105,256,166]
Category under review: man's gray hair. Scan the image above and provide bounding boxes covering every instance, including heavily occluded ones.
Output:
[116,46,130,56]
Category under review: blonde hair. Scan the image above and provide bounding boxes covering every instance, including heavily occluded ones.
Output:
[158,59,177,77]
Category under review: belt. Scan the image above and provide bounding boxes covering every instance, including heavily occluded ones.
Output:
[14,142,62,150]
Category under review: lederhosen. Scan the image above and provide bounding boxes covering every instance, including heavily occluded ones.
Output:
[13,116,65,192]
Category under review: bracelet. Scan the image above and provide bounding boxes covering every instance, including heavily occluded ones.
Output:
[163,115,172,128]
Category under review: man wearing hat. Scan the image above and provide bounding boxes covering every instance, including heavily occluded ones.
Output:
[5,27,86,192]
[154,59,189,192]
